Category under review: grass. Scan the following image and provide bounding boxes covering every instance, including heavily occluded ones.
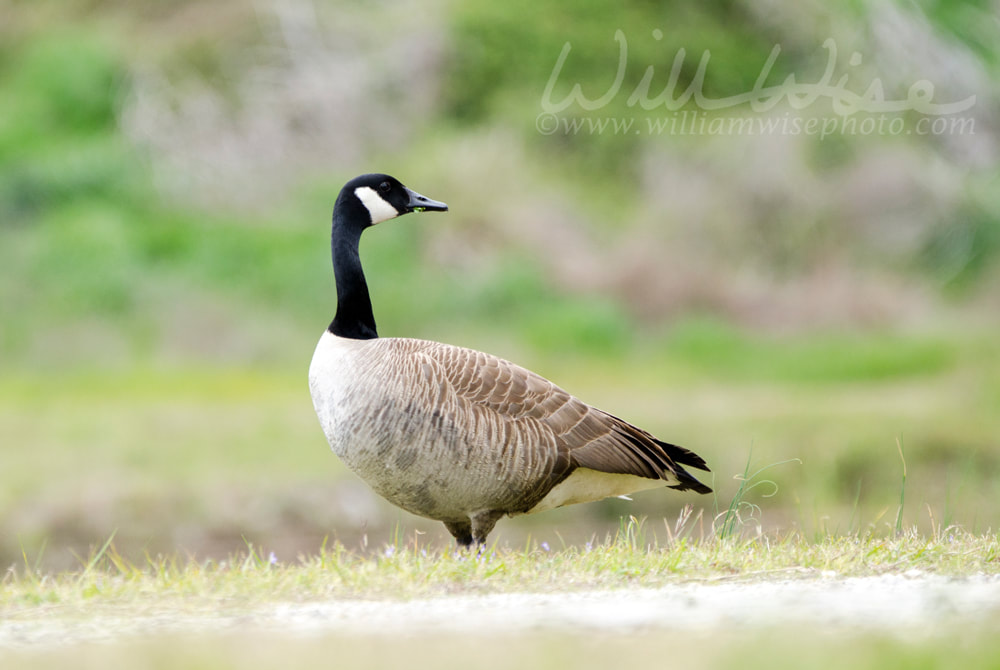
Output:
[2,324,999,571]
[4,522,999,609]
[714,448,801,540]
[3,523,999,669]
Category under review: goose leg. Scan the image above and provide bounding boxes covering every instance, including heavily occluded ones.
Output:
[470,510,504,546]
[444,520,473,547]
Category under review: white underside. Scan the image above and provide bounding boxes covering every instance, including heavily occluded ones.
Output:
[524,468,674,515]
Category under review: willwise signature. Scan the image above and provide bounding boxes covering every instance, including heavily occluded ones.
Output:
[540,31,976,117]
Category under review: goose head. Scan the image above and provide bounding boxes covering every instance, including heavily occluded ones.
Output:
[328,173,448,340]
[338,173,448,227]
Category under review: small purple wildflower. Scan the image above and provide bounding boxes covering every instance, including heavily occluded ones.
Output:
[268,551,278,566]
[540,541,550,552]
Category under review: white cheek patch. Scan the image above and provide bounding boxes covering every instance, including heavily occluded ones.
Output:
[354,186,400,224]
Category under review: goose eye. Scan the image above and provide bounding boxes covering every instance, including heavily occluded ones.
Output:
[378,181,391,194]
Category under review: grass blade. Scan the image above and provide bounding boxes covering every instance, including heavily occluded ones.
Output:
[895,437,907,535]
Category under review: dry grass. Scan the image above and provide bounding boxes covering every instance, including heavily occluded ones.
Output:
[4,522,998,612]
[2,524,998,669]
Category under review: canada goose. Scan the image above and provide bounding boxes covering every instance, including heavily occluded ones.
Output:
[309,173,712,547]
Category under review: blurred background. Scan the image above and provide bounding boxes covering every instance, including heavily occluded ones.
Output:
[1,0,998,569]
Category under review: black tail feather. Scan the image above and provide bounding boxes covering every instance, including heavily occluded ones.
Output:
[657,439,712,494]
[668,470,713,494]
[656,439,711,472]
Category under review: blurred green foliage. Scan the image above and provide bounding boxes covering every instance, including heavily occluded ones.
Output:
[0,12,645,365]
[920,180,1000,289]
[1,0,998,366]
[445,0,1000,286]
[447,0,798,179]
[448,0,792,122]
[919,0,1000,67]
[0,34,131,225]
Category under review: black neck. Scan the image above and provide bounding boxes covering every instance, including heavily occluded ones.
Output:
[328,204,378,339]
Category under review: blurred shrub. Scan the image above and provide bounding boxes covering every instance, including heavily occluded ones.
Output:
[0,34,120,149]
[28,201,140,314]
[920,0,1000,68]
[1,1,998,371]
[920,178,1000,290]
[445,0,792,176]
[444,0,1000,297]
[0,34,130,226]
[447,0,789,123]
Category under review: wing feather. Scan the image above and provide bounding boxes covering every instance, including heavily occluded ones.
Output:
[411,340,711,493]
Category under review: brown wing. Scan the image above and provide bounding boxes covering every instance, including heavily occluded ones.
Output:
[414,341,711,493]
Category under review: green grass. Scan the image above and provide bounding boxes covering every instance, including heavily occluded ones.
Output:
[661,318,957,383]
[2,325,999,571]
[4,525,999,608]
[3,526,999,669]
